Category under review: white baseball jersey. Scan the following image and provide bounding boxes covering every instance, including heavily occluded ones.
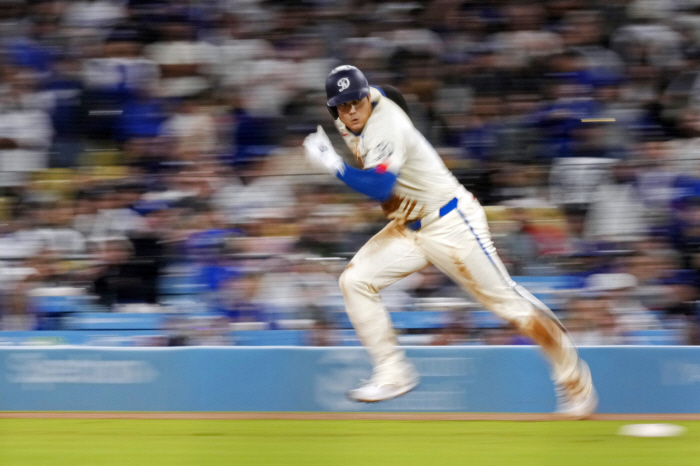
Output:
[331,86,589,402]
[334,87,466,223]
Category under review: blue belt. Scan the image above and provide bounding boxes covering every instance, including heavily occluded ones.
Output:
[407,197,458,231]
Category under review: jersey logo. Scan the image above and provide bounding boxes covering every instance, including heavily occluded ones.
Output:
[337,78,350,92]
[366,141,394,166]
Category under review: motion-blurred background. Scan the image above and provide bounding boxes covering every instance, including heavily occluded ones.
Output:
[0,0,699,347]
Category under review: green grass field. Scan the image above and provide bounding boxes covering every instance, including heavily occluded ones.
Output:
[1,419,699,466]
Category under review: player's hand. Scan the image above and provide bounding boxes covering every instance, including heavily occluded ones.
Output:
[303,125,345,176]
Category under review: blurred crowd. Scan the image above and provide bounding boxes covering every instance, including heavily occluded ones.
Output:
[1,0,700,346]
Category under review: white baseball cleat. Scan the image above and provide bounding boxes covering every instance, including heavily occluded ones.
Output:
[348,368,420,403]
[556,384,598,419]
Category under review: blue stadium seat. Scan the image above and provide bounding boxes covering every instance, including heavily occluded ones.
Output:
[390,311,447,329]
[470,310,508,329]
[624,329,685,345]
[31,292,100,314]
[63,313,167,331]
[331,311,448,330]
[158,275,206,296]
[160,296,211,314]
[512,275,582,309]
[0,330,163,346]
[331,312,352,329]
[230,330,308,346]
[32,295,78,314]
[512,275,581,290]
[334,329,362,346]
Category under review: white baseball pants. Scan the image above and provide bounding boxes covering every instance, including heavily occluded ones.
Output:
[339,194,588,393]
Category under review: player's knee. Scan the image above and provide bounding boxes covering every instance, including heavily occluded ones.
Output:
[339,264,374,296]
[338,266,359,293]
[483,290,539,328]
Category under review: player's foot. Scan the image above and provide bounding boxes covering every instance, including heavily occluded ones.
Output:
[348,366,419,403]
[555,361,598,419]
[556,384,598,419]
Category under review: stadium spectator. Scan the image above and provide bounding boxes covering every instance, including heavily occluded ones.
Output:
[0,66,53,190]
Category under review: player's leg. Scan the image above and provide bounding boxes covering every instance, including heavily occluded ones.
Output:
[417,199,596,417]
[339,220,430,401]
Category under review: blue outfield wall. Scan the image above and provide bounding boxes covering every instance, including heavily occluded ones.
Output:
[0,346,700,413]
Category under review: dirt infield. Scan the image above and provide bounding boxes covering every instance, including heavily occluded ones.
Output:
[2,412,700,421]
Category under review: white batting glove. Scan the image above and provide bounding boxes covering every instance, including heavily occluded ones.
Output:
[303,125,345,176]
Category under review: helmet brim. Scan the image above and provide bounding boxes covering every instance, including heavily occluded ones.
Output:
[326,87,370,107]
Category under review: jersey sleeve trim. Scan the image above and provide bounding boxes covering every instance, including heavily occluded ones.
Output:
[375,162,388,174]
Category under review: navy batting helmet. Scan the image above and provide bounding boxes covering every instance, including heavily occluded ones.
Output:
[325,65,370,119]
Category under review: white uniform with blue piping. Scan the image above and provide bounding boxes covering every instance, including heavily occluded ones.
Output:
[335,87,591,396]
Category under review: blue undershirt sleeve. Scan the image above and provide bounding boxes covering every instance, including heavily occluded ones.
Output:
[336,163,397,202]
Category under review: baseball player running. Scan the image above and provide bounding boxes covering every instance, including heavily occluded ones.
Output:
[303,65,597,418]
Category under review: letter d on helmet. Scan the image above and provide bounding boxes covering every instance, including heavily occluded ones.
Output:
[325,65,370,119]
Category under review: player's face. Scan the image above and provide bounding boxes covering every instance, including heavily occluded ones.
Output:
[337,96,372,133]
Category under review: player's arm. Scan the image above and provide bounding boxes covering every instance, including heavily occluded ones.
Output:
[336,163,396,202]
[303,126,403,202]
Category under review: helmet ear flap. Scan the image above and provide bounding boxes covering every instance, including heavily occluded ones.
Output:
[327,105,339,120]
